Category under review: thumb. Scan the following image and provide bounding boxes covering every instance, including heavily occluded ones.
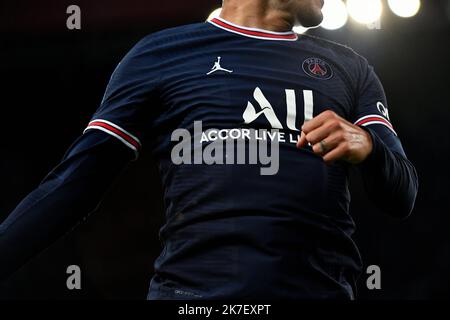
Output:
[297,131,307,148]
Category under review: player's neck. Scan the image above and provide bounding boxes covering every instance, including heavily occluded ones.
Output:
[220,1,295,33]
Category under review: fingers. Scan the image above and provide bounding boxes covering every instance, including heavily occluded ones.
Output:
[323,144,348,164]
[301,110,340,134]
[297,131,307,148]
[297,111,340,149]
[303,120,339,146]
[295,109,372,164]
[298,110,343,150]
[311,131,342,156]
[296,110,358,164]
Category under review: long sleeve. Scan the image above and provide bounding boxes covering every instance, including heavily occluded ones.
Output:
[352,56,418,219]
[358,126,418,218]
[0,131,133,282]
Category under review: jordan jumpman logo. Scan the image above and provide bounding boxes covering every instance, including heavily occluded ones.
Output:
[207,56,233,75]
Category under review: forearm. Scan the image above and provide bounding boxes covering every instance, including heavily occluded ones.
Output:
[0,131,131,281]
[359,127,418,218]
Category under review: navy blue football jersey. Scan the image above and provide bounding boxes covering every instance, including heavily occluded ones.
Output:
[1,17,417,299]
[83,18,410,299]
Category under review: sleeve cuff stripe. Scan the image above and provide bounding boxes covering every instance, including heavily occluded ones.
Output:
[84,119,141,153]
[354,115,393,129]
[354,116,397,136]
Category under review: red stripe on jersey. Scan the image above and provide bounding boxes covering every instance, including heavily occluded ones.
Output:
[87,121,141,150]
[211,18,298,40]
[355,116,394,129]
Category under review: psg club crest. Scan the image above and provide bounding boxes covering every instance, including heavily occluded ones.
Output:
[302,57,333,80]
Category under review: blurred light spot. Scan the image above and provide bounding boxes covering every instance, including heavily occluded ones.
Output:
[207,8,222,21]
[293,25,309,34]
[388,0,421,18]
[347,0,383,24]
[321,0,348,30]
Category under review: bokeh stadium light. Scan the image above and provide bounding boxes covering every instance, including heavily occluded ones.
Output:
[347,0,383,24]
[320,0,348,30]
[208,0,422,33]
[293,25,308,34]
[207,8,222,21]
[388,0,421,18]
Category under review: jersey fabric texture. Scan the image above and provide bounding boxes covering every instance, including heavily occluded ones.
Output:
[0,18,418,299]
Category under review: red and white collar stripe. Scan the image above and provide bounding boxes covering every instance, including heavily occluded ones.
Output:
[354,115,397,136]
[84,119,141,158]
[208,17,298,41]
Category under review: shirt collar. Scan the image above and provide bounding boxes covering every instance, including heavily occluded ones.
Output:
[208,17,298,41]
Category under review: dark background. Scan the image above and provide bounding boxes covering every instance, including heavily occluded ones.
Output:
[0,0,449,299]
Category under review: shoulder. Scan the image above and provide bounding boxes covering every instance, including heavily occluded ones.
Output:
[301,34,366,63]
[300,34,370,83]
[118,22,209,64]
[133,22,212,50]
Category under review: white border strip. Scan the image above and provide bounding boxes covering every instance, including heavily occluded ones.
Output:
[84,119,140,159]
[85,119,141,146]
[354,115,392,127]
[208,19,298,42]
[355,117,397,136]
[213,16,297,35]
